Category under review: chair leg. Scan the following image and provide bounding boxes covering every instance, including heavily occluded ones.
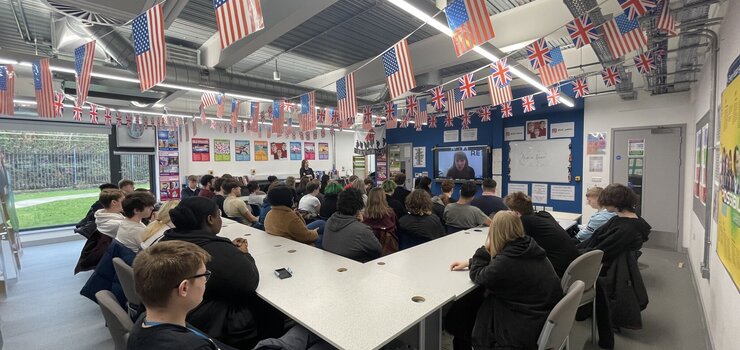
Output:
[591,298,597,344]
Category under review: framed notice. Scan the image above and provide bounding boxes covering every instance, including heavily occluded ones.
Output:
[525,119,548,140]
[413,146,426,167]
[192,138,210,162]
[444,130,459,143]
[461,128,478,142]
[550,122,575,138]
[504,126,525,141]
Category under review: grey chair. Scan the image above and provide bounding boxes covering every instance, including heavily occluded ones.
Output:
[112,257,143,320]
[537,281,585,350]
[96,290,134,350]
[560,250,604,344]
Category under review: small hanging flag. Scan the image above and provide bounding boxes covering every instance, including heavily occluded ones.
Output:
[522,95,536,113]
[104,107,112,127]
[89,103,99,124]
[479,106,491,122]
[72,102,83,121]
[501,102,513,118]
[461,110,471,129]
[547,87,561,106]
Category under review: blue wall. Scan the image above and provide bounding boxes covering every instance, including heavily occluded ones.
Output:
[385,85,585,213]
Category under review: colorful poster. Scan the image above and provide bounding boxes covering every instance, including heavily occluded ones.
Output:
[525,119,548,140]
[254,141,269,161]
[628,139,645,157]
[304,142,316,160]
[158,127,180,201]
[235,140,251,161]
[587,132,606,155]
[270,142,288,160]
[290,142,302,160]
[717,70,740,289]
[413,146,426,167]
[319,142,329,160]
[214,139,231,161]
[192,138,210,162]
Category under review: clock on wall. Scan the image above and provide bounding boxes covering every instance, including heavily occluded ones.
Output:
[127,124,146,139]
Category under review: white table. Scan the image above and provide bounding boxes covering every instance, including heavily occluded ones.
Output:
[557,219,578,230]
[219,219,303,256]
[547,210,582,222]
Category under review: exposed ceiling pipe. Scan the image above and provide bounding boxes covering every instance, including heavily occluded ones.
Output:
[9,0,29,42]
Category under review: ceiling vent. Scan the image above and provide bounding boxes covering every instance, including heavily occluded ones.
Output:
[45,1,125,26]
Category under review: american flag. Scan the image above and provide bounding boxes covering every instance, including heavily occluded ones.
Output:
[337,72,357,121]
[489,58,511,87]
[74,41,95,106]
[602,13,647,59]
[0,65,14,116]
[539,46,569,87]
[500,101,512,118]
[53,91,65,117]
[566,15,599,49]
[200,104,207,123]
[571,78,589,98]
[32,59,55,118]
[216,94,226,117]
[547,87,560,106]
[132,4,166,92]
[527,39,552,70]
[416,97,428,130]
[272,100,284,135]
[634,51,656,75]
[382,40,416,99]
[385,101,397,129]
[522,95,536,113]
[430,85,446,111]
[362,105,373,130]
[301,91,316,130]
[618,0,657,21]
[405,95,418,116]
[89,103,99,124]
[201,93,220,107]
[445,0,495,57]
[446,89,464,119]
[230,98,241,121]
[214,0,264,49]
[601,66,622,87]
[479,105,491,121]
[656,0,677,36]
[458,73,477,100]
[488,78,512,106]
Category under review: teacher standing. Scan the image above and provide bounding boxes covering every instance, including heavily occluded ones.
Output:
[299,159,315,180]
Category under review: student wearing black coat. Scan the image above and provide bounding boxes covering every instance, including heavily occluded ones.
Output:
[504,192,579,277]
[398,189,445,249]
[161,197,285,349]
[450,211,562,350]
[390,173,411,209]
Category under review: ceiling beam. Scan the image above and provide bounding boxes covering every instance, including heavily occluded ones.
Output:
[162,0,191,29]
[199,0,339,69]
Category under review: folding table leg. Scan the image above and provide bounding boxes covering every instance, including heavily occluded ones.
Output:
[419,309,442,350]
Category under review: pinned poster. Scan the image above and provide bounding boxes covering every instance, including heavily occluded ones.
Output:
[290,142,302,160]
[492,148,503,175]
[443,130,459,143]
[235,140,251,161]
[532,183,548,204]
[214,139,231,161]
[628,139,645,157]
[550,122,575,138]
[587,132,606,154]
[192,138,210,162]
[413,146,426,167]
[254,141,268,161]
[318,142,329,160]
[550,185,575,201]
[270,142,288,160]
[305,142,316,160]
[507,183,528,196]
[504,126,525,141]
[157,127,180,201]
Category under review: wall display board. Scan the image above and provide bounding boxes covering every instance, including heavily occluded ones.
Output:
[157,128,180,201]
[509,139,571,183]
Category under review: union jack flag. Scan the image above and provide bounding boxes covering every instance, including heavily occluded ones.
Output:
[430,85,446,111]
[566,15,599,49]
[445,113,454,127]
[461,110,471,129]
[400,115,410,128]
[522,95,536,113]
[405,95,417,117]
[458,73,477,100]
[362,105,373,130]
[500,101,512,118]
[634,51,656,75]
[571,78,589,98]
[547,87,560,106]
[0,65,14,116]
[527,39,552,70]
[618,0,657,21]
[89,103,99,124]
[601,66,621,87]
[539,46,569,87]
[53,91,65,118]
[428,114,438,128]
[479,105,491,121]
[200,105,207,123]
[74,41,95,106]
[447,89,464,119]
[132,4,166,92]
[385,101,397,129]
[214,0,264,49]
[32,59,55,118]
[72,103,83,121]
[116,112,122,127]
[489,58,511,87]
[104,107,112,126]
[445,0,495,57]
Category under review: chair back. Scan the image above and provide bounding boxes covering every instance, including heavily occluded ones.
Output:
[112,258,140,306]
[95,290,134,350]
[560,250,604,292]
[537,281,585,350]
[250,204,261,217]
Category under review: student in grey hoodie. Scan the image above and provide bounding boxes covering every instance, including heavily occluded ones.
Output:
[322,188,383,263]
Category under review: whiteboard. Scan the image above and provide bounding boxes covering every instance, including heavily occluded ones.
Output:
[509,139,571,183]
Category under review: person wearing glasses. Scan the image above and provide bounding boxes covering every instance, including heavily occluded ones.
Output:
[127,240,238,350]
[161,197,286,349]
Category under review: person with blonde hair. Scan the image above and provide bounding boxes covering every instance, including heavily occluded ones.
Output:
[141,200,180,249]
[362,188,398,254]
[575,186,616,242]
[448,211,562,350]
[351,177,368,204]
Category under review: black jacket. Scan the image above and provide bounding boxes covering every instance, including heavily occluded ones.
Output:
[299,167,315,179]
[520,212,579,277]
[469,237,563,350]
[214,195,227,218]
[161,229,284,349]
[578,216,651,267]
[319,194,338,219]
[182,186,201,199]
[390,187,411,210]
[127,315,237,350]
[470,195,508,217]
[398,214,445,241]
[386,194,406,220]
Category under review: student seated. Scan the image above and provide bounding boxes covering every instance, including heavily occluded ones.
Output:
[127,240,238,350]
[212,177,227,218]
[390,173,410,207]
[141,200,179,249]
[246,181,266,206]
[118,179,135,194]
[443,181,491,231]
[319,182,342,219]
[470,178,507,217]
[431,179,456,224]
[222,180,258,225]
[162,197,286,349]
[323,188,383,263]
[350,178,368,205]
[181,175,201,198]
[415,176,432,196]
[75,189,126,274]
[504,192,579,277]
[284,176,298,206]
[449,211,562,350]
[382,180,406,220]
[297,181,322,219]
[76,182,119,238]
[319,174,330,194]
[362,188,398,255]
[398,189,445,249]
[296,176,311,199]
[264,186,322,245]
[575,186,616,242]
[116,191,156,253]
[197,175,216,199]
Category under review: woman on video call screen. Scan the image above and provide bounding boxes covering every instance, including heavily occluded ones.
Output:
[445,151,476,179]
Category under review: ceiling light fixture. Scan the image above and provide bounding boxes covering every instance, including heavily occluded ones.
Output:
[386,0,575,107]
[273,59,281,81]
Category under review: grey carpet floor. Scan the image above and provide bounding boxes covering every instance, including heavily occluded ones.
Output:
[0,242,711,350]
